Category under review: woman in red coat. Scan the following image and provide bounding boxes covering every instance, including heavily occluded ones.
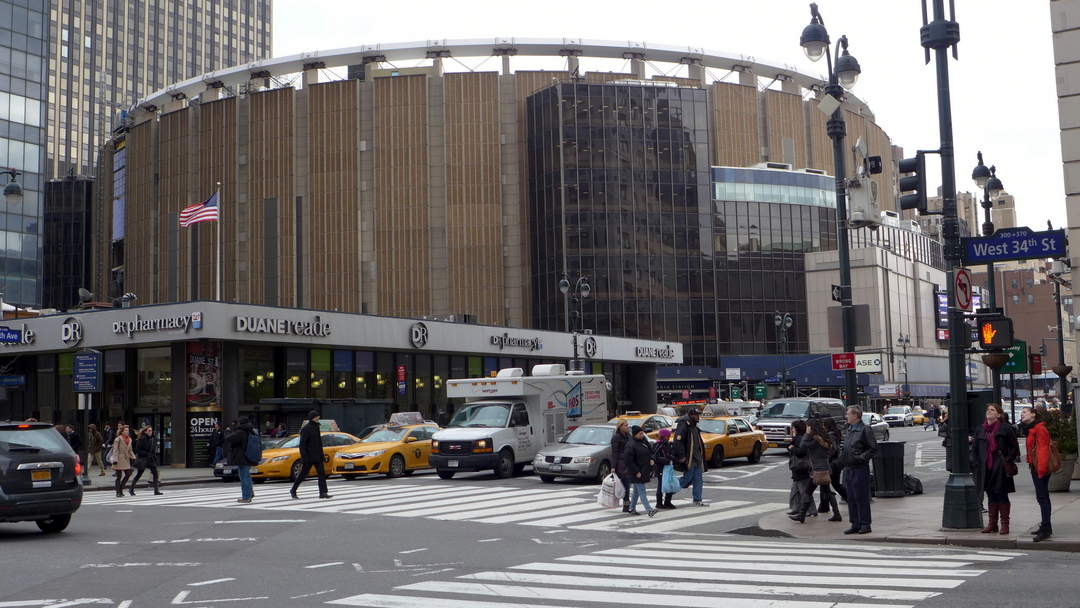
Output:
[1022,406,1053,542]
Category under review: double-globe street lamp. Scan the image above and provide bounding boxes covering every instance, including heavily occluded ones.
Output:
[775,312,793,397]
[800,2,861,406]
[897,334,911,398]
[971,153,1004,405]
[0,168,24,312]
[558,273,591,370]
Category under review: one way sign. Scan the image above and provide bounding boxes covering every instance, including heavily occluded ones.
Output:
[831,284,847,303]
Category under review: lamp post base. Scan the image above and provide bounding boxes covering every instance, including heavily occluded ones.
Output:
[942,472,983,529]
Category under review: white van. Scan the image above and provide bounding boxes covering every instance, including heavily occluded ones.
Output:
[430,365,609,479]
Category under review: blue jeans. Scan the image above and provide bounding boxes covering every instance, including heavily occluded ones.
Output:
[237,465,253,500]
[213,447,222,465]
[629,482,653,512]
[680,466,704,502]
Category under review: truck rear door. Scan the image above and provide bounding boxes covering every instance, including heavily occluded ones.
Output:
[509,403,534,461]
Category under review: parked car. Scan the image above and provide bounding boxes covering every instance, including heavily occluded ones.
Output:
[882,406,915,427]
[756,398,847,449]
[0,421,83,533]
[533,424,615,484]
[698,416,767,467]
[607,412,676,440]
[862,412,890,442]
[910,407,928,425]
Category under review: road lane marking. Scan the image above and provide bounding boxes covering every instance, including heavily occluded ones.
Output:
[328,594,571,608]
[645,542,1014,563]
[305,561,345,569]
[187,578,235,587]
[170,590,269,604]
[398,548,428,554]
[432,496,590,521]
[559,554,985,577]
[598,547,973,569]
[211,519,306,524]
[476,538,501,542]
[702,485,790,492]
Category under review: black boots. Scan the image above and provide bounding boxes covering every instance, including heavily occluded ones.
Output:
[1033,523,1053,542]
[828,495,843,522]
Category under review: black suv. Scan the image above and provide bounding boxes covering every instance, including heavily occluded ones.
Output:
[0,421,83,533]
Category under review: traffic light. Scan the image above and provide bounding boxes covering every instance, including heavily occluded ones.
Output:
[898,151,928,212]
[978,317,1014,350]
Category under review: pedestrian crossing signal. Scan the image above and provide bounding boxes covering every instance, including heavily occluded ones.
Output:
[978,318,1013,350]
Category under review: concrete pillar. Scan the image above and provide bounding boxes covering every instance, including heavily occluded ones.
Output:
[627,364,658,413]
[630,56,646,79]
[567,55,580,75]
[781,76,799,95]
[687,61,704,84]
[432,57,444,77]
[737,68,756,87]
[164,94,185,113]
[170,342,187,466]
[501,54,511,75]
[203,84,222,102]
[303,68,319,87]
[221,342,241,434]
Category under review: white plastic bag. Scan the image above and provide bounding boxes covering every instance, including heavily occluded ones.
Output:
[597,472,623,508]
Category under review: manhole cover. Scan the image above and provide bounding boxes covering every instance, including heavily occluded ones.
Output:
[727,525,793,538]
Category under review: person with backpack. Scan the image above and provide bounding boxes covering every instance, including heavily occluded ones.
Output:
[225,417,258,504]
[129,426,163,496]
[653,428,677,510]
[1022,406,1055,542]
[290,410,331,500]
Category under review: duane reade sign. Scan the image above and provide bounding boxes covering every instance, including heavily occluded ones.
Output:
[234,315,332,337]
[854,353,883,374]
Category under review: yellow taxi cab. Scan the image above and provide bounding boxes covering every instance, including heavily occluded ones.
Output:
[607,411,676,440]
[251,431,363,483]
[698,416,767,468]
[910,408,928,425]
[331,423,439,479]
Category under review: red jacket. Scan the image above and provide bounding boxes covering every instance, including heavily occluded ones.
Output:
[1026,421,1052,478]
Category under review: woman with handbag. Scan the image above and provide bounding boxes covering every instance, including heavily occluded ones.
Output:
[786,420,811,520]
[129,426,163,496]
[111,425,135,498]
[652,428,677,510]
[1023,406,1054,542]
[792,419,840,523]
[972,403,1020,535]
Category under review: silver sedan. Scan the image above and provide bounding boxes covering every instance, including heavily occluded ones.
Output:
[533,425,615,484]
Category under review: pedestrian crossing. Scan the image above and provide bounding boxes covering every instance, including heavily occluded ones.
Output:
[326,538,1022,608]
[914,441,947,470]
[80,480,786,533]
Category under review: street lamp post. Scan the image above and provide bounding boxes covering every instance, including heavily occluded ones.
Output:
[558,273,591,371]
[897,334,910,398]
[0,168,24,315]
[1049,266,1072,410]
[800,2,861,407]
[972,152,1003,405]
[775,312,793,397]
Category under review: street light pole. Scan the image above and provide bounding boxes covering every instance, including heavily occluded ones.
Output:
[775,312,793,397]
[897,334,910,398]
[800,3,861,407]
[972,152,1003,405]
[559,273,591,371]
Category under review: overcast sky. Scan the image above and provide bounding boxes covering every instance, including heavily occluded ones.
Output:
[273,0,1063,231]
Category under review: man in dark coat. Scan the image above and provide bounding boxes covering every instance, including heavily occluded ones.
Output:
[290,410,331,500]
[610,420,632,511]
[224,417,256,504]
[672,409,707,506]
[208,422,224,466]
[840,406,878,534]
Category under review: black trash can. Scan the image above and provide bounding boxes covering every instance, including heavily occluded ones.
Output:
[872,441,906,498]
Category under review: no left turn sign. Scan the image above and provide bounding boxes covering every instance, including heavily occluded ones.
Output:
[955,268,972,311]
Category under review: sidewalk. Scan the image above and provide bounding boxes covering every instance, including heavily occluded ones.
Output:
[758,468,1080,552]
[80,466,218,492]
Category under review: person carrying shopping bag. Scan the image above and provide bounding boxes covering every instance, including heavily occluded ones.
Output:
[622,426,657,517]
[653,428,678,509]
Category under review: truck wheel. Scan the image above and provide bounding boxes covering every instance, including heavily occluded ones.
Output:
[710,446,725,468]
[539,475,556,483]
[513,463,528,476]
[594,461,611,484]
[36,514,71,534]
[437,470,456,480]
[748,443,763,464]
[494,450,515,479]
[387,454,406,479]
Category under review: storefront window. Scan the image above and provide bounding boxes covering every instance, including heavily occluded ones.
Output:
[414,354,432,418]
[467,356,482,378]
[104,350,126,421]
[240,346,275,405]
[394,353,413,413]
[285,348,307,399]
[35,354,55,423]
[332,350,353,398]
[137,347,171,410]
[355,351,375,398]
[375,352,393,399]
[432,356,449,425]
[310,349,331,398]
[483,357,498,377]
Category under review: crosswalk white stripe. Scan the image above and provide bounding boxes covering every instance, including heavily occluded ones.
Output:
[559,554,986,577]
[471,500,606,524]
[98,485,378,508]
[563,499,747,531]
[518,499,742,528]
[431,495,593,521]
[509,562,967,590]
[343,486,529,515]
[397,580,914,608]
[166,485,387,507]
[641,542,1015,563]
[572,502,783,532]
[326,593,574,608]
[598,548,973,569]
[384,488,592,518]
[670,538,1025,559]
[272,486,496,512]
[460,571,940,602]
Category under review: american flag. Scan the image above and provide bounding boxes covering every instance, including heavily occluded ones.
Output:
[179,192,220,227]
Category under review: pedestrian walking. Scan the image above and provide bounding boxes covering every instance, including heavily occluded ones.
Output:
[1023,406,1054,542]
[673,408,707,506]
[225,417,256,503]
[208,422,224,466]
[110,426,135,498]
[611,420,632,512]
[973,403,1019,535]
[794,418,842,523]
[290,410,331,500]
[61,424,82,455]
[786,420,812,520]
[87,423,104,476]
[820,417,847,507]
[622,426,657,517]
[653,427,676,509]
[924,405,939,431]
[840,405,877,534]
[129,426,163,496]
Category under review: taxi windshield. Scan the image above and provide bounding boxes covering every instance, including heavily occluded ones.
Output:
[361,428,409,443]
[562,426,614,445]
[698,420,728,434]
[448,403,511,428]
[274,436,300,449]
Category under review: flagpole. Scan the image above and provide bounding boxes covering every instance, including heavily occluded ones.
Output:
[216,181,222,301]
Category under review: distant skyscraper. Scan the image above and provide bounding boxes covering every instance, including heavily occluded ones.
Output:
[992,191,1017,230]
[46,0,273,177]
[0,0,48,307]
[42,175,92,311]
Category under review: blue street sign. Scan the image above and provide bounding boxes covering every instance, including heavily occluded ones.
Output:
[0,326,22,344]
[73,350,103,393]
[0,374,25,387]
[962,227,1067,265]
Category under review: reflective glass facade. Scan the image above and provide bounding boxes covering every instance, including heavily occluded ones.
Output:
[42,175,92,311]
[0,0,47,307]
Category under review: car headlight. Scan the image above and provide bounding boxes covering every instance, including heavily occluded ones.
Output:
[572,457,593,464]
[475,439,488,448]
[271,455,289,462]
[533,453,545,461]
[258,458,269,465]
[367,450,386,458]
[432,440,439,450]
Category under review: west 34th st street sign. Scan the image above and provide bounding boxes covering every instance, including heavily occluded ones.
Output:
[962,227,1066,265]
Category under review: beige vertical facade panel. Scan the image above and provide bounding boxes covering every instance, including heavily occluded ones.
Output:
[157,110,190,302]
[444,72,504,324]
[198,99,238,301]
[308,80,361,312]
[91,144,115,298]
[805,98,833,172]
[708,82,758,167]
[374,75,430,318]
[124,121,156,304]
[248,88,296,307]
[584,72,634,84]
[763,90,806,168]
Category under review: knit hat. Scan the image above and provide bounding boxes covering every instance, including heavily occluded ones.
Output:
[307,409,320,421]
[630,425,644,436]
[658,428,672,439]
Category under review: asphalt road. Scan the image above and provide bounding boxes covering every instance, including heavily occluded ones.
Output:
[2,425,1076,608]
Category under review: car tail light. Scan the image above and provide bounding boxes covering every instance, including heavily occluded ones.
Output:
[17,424,30,429]
[74,454,82,476]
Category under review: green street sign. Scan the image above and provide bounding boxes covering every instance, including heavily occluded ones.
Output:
[1001,340,1028,374]
[753,384,767,399]
[730,387,742,399]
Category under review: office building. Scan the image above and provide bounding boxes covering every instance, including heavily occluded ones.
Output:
[42,174,92,311]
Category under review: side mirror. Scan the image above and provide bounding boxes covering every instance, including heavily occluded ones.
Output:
[404,436,417,443]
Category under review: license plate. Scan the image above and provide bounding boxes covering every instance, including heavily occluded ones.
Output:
[344,463,355,470]
[31,470,50,481]
[448,460,459,468]
[768,443,778,448]
[549,464,562,472]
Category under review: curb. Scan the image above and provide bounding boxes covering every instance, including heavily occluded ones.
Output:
[81,477,217,492]
[852,534,1080,552]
